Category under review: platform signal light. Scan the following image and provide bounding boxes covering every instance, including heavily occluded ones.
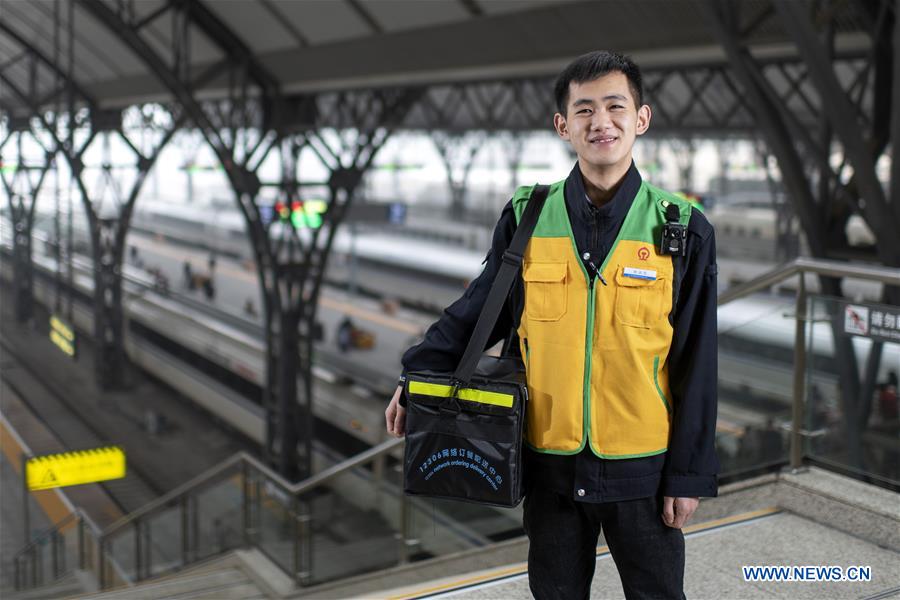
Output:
[290,200,304,229]
[272,199,327,230]
[302,200,326,229]
[274,201,291,222]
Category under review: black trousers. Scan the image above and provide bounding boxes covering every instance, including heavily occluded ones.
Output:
[523,488,686,600]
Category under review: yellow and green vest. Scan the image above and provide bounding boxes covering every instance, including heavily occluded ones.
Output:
[512,180,691,459]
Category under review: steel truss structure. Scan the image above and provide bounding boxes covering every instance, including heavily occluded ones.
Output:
[1,0,896,484]
[708,0,899,473]
[76,0,421,482]
[0,122,54,323]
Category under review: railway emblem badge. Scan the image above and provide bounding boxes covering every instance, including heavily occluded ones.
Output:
[637,247,651,261]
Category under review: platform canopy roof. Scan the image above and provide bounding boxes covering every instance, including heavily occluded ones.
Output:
[0,0,871,118]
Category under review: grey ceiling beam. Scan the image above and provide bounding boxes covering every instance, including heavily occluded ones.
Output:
[0,20,97,109]
[259,0,310,48]
[344,0,384,35]
[180,0,281,95]
[12,0,123,78]
[458,0,485,17]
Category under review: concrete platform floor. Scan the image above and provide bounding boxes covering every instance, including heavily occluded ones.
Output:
[382,510,900,600]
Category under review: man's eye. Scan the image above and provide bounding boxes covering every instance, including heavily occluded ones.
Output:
[611,104,624,110]
[577,109,591,115]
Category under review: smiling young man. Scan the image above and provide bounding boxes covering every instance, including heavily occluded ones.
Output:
[386,51,719,599]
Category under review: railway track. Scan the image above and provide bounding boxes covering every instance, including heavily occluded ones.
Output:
[0,335,162,515]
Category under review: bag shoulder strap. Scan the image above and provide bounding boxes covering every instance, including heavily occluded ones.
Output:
[453,184,549,383]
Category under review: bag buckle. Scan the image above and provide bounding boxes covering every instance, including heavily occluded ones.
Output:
[502,249,523,267]
[441,379,465,415]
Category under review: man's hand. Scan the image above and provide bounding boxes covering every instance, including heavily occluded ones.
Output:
[662,496,699,529]
[385,385,406,438]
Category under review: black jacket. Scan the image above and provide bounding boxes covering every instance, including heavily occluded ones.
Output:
[401,163,719,502]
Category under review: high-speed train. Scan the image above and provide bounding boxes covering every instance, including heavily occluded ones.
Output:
[705,200,876,262]
[19,197,489,290]
[0,237,395,452]
[3,229,897,457]
[14,194,880,296]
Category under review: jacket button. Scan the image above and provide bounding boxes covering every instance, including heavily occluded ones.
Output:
[577,488,586,497]
[582,252,591,261]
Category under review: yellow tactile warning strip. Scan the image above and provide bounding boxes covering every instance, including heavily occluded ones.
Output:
[388,506,782,600]
[0,412,76,529]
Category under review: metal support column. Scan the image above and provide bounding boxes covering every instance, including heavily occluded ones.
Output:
[790,274,807,469]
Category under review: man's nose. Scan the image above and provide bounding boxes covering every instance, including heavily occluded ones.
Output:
[590,110,611,130]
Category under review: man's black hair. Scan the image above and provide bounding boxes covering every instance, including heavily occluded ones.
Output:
[554,51,644,115]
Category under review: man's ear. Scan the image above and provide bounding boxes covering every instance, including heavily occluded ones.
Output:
[553,112,570,141]
[636,104,652,136]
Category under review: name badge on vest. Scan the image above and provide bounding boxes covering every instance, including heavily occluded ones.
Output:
[622,267,657,281]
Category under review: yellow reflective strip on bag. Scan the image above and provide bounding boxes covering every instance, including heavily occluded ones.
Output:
[457,388,514,408]
[408,381,514,408]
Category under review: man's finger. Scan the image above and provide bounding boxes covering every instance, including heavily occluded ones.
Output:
[671,498,699,529]
[662,496,675,527]
[395,409,406,437]
[385,405,396,435]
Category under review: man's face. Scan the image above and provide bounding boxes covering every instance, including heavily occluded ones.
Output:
[553,71,651,174]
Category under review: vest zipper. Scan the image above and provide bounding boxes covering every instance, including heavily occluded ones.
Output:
[582,281,596,450]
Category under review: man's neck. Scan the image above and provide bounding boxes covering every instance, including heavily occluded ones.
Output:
[579,159,632,208]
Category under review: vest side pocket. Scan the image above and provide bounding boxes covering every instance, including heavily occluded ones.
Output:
[523,262,568,321]
[613,265,666,328]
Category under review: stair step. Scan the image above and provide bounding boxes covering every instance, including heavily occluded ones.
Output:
[80,568,249,599]
[3,572,84,600]
[166,580,261,599]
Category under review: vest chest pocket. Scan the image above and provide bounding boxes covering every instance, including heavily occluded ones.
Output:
[613,265,667,328]
[523,262,567,321]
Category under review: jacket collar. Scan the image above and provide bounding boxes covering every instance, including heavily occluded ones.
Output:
[564,161,642,223]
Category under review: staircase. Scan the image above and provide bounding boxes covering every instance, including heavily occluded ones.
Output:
[77,552,274,600]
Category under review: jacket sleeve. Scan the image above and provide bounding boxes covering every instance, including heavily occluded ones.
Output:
[399,202,517,405]
[661,218,720,498]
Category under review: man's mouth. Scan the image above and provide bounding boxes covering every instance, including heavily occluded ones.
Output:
[589,136,617,146]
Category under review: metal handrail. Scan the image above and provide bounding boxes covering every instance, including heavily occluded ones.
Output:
[715,256,898,470]
[11,508,111,591]
[12,509,102,561]
[717,257,900,305]
[101,438,404,538]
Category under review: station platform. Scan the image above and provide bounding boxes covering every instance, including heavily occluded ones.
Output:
[306,468,900,600]
[376,510,897,599]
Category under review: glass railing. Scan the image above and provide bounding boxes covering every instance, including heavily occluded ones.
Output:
[11,510,120,591]
[802,295,900,488]
[716,292,796,478]
[715,258,900,484]
[62,439,525,591]
[11,257,900,594]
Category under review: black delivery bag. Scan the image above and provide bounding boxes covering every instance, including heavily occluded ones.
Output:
[402,185,548,508]
[403,357,527,507]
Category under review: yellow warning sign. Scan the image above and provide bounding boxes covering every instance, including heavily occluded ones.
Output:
[26,446,126,491]
[49,315,77,358]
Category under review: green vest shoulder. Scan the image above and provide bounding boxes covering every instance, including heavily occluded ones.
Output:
[642,182,693,227]
[510,179,695,228]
